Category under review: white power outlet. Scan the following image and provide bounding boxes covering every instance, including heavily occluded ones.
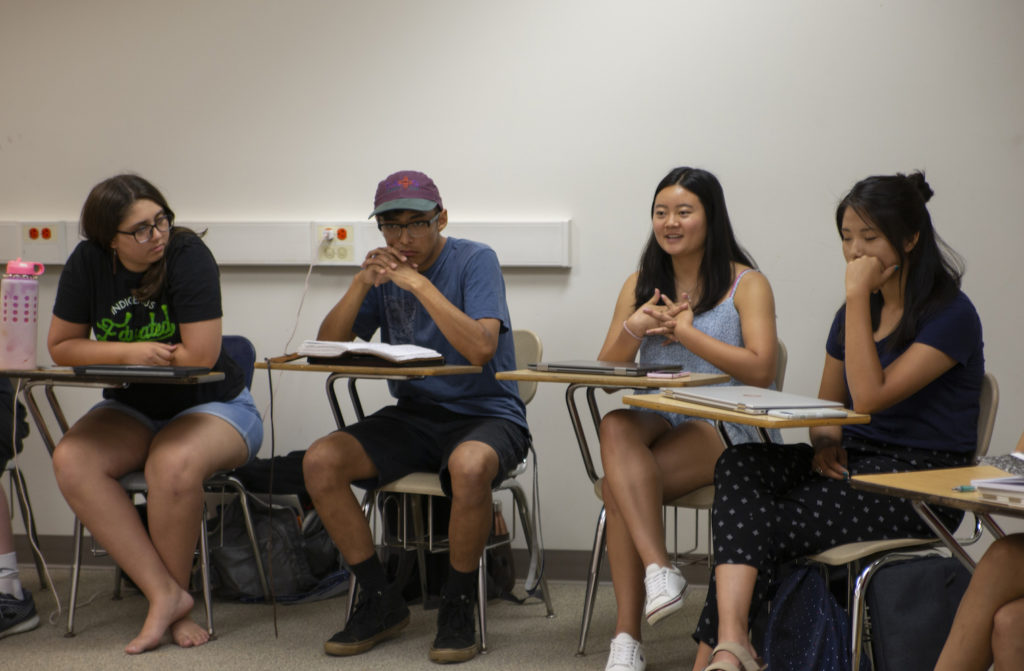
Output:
[312,224,355,264]
[20,222,69,264]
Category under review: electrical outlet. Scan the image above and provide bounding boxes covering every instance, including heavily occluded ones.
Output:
[312,224,355,264]
[20,222,68,264]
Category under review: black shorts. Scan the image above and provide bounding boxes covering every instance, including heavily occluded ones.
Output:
[342,400,531,497]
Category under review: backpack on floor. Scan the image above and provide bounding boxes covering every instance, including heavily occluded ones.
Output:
[763,564,870,671]
[864,555,970,671]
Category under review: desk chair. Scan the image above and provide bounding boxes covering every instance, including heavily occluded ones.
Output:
[804,371,998,671]
[65,334,267,637]
[577,341,787,655]
[343,329,555,653]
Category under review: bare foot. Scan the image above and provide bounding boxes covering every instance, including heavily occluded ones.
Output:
[171,616,211,648]
[125,587,194,654]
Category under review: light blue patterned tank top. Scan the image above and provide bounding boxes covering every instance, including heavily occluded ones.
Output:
[636,269,780,445]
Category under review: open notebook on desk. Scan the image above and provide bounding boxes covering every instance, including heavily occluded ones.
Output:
[662,385,845,417]
[294,340,444,365]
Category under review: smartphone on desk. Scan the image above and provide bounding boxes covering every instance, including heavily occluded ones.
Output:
[647,370,690,379]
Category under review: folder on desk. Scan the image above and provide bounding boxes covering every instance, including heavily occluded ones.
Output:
[661,385,844,415]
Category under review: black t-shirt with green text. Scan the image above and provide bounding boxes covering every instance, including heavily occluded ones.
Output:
[53,232,244,419]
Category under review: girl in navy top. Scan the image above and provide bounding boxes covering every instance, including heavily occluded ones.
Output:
[692,172,984,671]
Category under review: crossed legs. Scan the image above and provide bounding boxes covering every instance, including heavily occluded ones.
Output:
[599,409,726,641]
[51,408,247,654]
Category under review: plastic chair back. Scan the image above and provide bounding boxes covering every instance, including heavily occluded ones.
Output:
[222,335,257,389]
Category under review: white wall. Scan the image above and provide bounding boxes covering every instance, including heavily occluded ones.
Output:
[2,0,1022,551]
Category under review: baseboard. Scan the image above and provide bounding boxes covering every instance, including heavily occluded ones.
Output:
[14,534,116,568]
[14,534,711,586]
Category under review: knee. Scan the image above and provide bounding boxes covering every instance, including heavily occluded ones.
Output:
[598,409,636,453]
[992,598,1024,650]
[303,434,355,495]
[51,441,83,492]
[144,447,204,496]
[447,444,497,497]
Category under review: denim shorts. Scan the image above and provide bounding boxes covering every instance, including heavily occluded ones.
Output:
[91,387,263,463]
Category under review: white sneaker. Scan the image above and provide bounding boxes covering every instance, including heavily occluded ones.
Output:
[643,563,687,625]
[606,632,646,671]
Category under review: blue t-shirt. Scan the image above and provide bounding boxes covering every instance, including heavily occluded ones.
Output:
[352,237,527,430]
[825,291,984,453]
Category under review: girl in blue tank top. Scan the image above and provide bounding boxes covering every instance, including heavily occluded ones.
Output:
[596,167,779,671]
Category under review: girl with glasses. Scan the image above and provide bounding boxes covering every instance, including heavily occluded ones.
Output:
[46,174,263,654]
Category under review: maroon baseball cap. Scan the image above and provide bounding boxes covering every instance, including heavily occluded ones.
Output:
[369,170,444,217]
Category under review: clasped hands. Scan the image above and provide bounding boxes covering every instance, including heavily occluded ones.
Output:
[359,246,420,290]
[624,288,694,345]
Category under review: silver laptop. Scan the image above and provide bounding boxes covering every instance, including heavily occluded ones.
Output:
[663,385,844,414]
[528,360,681,377]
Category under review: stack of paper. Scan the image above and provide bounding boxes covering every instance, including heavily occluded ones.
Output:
[970,474,1024,506]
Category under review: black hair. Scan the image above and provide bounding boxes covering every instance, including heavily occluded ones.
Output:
[634,167,753,314]
[835,171,964,351]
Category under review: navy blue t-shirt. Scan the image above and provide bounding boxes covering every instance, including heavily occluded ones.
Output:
[352,237,527,430]
[825,291,984,453]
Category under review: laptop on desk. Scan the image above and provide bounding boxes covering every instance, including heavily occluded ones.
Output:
[663,385,844,415]
[72,364,212,378]
[528,360,681,377]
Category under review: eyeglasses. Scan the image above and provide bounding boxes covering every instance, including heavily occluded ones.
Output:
[377,212,440,239]
[116,212,174,243]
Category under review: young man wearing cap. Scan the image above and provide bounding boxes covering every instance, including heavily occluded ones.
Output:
[303,170,530,663]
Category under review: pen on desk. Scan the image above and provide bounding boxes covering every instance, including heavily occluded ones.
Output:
[952,485,976,492]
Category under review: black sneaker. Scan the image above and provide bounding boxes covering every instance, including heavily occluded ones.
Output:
[429,592,479,664]
[0,590,40,640]
[324,587,410,656]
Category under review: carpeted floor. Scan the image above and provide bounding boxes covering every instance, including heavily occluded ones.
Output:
[4,566,706,670]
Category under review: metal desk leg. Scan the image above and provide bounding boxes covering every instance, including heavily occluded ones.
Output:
[912,500,977,572]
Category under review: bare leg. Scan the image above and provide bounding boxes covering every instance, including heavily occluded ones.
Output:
[303,432,380,565]
[692,563,761,671]
[52,409,192,654]
[145,413,248,648]
[936,534,1024,671]
[992,598,1024,671]
[600,410,726,639]
[445,442,499,573]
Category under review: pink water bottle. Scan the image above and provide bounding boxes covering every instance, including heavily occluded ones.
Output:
[0,258,46,370]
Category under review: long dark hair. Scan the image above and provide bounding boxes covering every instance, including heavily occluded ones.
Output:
[634,167,753,314]
[80,174,199,302]
[835,171,963,351]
